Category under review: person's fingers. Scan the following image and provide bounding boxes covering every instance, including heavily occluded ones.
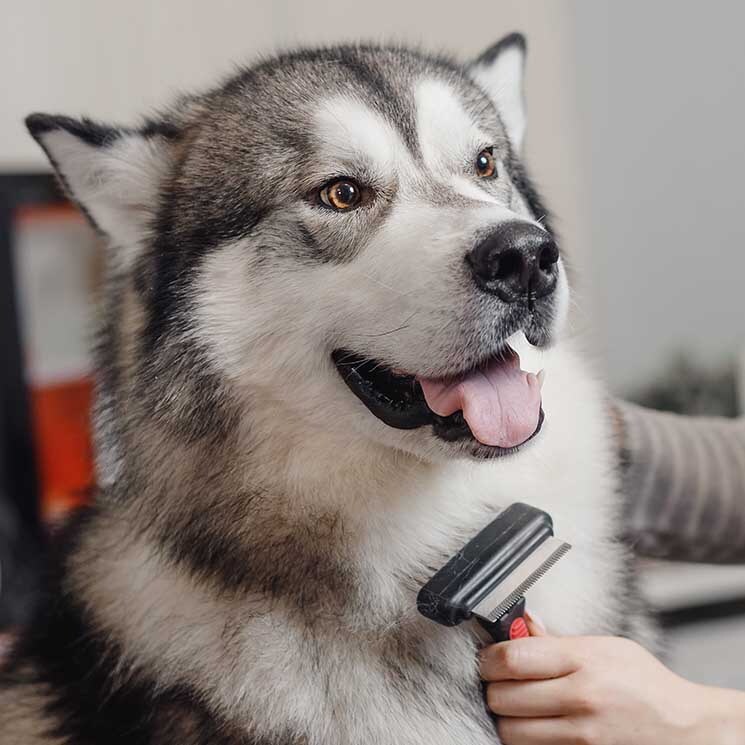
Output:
[524,610,547,637]
[485,678,583,717]
[480,638,581,681]
[497,716,588,745]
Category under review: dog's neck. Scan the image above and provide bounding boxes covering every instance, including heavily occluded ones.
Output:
[69,416,488,669]
[89,402,499,622]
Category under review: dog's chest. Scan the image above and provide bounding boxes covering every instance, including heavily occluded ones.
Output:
[224,543,623,745]
[237,464,626,743]
[233,612,499,745]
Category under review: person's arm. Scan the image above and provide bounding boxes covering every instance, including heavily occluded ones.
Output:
[616,401,745,562]
[481,629,745,745]
[476,405,745,745]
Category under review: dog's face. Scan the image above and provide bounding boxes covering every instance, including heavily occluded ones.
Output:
[28,36,569,463]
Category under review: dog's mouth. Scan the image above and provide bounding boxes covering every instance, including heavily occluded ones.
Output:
[332,346,544,453]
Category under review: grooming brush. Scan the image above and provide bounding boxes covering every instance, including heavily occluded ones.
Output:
[417,502,571,642]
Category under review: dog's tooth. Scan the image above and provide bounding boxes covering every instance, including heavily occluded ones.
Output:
[537,369,546,390]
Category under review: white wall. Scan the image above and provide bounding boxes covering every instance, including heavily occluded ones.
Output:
[571,1,745,391]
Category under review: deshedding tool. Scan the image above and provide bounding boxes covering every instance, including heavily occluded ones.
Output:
[417,503,571,642]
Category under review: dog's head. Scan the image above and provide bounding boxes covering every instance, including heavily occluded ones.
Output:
[28,35,569,464]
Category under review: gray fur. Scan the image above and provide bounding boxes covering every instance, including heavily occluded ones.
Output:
[2,37,650,744]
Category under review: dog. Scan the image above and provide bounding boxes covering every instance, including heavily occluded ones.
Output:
[1,33,649,744]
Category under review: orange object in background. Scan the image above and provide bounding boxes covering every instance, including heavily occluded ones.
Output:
[12,202,101,524]
[30,379,94,523]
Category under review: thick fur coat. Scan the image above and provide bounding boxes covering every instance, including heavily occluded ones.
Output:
[1,35,647,744]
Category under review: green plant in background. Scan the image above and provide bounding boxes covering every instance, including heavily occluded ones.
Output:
[630,354,739,417]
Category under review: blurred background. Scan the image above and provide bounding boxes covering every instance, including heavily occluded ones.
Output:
[1,0,744,683]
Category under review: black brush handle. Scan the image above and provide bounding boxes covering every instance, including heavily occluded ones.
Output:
[477,597,529,642]
[417,503,553,627]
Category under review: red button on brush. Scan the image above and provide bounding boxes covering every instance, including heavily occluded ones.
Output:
[509,617,530,639]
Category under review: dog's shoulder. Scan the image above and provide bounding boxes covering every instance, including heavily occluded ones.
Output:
[0,510,235,745]
[0,666,258,745]
[0,596,256,745]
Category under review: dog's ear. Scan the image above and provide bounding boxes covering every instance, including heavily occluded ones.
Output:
[469,32,527,152]
[25,113,178,259]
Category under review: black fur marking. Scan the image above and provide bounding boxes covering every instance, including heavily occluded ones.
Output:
[25,113,123,148]
[133,257,150,297]
[25,112,182,146]
[139,117,183,141]
[154,177,268,259]
[297,222,322,258]
[473,32,527,67]
[142,240,226,349]
[135,334,241,444]
[156,497,357,607]
[141,176,268,352]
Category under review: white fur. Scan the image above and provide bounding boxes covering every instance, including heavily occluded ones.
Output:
[415,79,491,174]
[470,45,527,151]
[314,95,411,179]
[36,129,171,271]
[74,331,623,745]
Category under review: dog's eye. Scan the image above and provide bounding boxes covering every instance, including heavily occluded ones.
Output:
[475,148,497,179]
[319,179,362,211]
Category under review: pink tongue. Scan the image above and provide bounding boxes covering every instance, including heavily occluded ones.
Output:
[417,353,541,448]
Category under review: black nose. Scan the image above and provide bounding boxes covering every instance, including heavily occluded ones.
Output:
[466,222,559,303]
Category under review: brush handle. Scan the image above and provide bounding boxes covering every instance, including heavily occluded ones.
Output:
[477,597,530,642]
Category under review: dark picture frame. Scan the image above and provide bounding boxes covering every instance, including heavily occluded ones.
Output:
[0,172,64,625]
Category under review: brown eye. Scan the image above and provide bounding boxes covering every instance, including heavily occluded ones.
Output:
[320,179,362,211]
[475,148,497,178]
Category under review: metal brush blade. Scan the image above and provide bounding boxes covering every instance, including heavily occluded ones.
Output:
[472,537,571,623]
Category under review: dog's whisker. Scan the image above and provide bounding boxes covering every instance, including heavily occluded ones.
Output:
[358,311,419,339]
[352,269,420,298]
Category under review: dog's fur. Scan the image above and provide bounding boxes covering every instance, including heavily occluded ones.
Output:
[1,35,648,744]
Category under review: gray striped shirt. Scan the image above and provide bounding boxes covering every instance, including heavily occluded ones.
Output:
[619,402,745,563]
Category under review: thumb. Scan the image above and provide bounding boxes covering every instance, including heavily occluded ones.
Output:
[525,609,548,637]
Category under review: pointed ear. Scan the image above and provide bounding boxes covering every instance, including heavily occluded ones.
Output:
[469,32,527,152]
[25,113,178,254]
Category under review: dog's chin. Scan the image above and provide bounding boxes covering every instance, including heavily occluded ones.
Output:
[331,342,546,460]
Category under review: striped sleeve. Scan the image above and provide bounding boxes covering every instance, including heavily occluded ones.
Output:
[618,401,745,563]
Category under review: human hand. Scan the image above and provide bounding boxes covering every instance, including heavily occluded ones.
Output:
[480,627,745,745]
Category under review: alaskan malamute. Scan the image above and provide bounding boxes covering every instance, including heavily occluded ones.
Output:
[1,34,646,744]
